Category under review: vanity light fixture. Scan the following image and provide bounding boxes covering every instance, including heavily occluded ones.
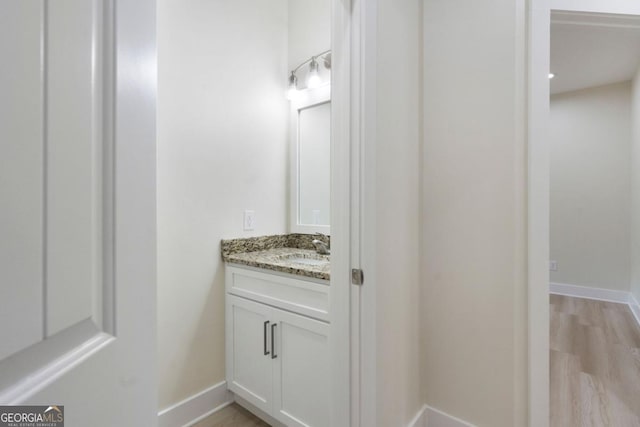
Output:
[286,50,331,99]
[549,73,555,79]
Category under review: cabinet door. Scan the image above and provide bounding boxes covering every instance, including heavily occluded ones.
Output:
[272,309,330,427]
[226,295,274,414]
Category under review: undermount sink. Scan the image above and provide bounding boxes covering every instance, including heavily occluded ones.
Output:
[288,257,328,266]
[277,253,330,267]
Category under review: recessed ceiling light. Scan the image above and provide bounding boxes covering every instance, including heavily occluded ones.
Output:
[548,73,555,79]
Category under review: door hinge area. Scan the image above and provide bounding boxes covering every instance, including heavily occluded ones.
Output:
[351,268,364,286]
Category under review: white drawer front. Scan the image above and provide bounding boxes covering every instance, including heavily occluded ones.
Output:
[226,265,329,322]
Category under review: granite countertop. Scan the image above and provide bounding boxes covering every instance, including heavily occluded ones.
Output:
[221,234,330,281]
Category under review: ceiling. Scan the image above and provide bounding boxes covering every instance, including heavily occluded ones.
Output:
[550,14,640,95]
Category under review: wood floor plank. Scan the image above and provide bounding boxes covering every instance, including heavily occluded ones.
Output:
[551,350,582,426]
[193,403,270,427]
[551,295,640,427]
[580,372,612,427]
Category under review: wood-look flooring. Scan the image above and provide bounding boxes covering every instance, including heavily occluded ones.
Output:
[550,294,640,426]
[195,295,640,427]
[193,403,270,427]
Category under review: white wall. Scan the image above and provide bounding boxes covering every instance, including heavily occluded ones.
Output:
[550,82,632,291]
[631,70,640,305]
[366,0,423,424]
[288,0,330,70]
[157,0,289,410]
[551,0,640,15]
[287,0,331,91]
[422,0,528,425]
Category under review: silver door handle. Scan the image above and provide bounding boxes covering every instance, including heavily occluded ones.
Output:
[271,323,277,359]
[263,321,270,356]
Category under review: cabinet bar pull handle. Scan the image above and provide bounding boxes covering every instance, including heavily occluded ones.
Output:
[263,321,270,355]
[271,323,277,359]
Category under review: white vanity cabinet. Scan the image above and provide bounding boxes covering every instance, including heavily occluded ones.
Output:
[225,265,330,427]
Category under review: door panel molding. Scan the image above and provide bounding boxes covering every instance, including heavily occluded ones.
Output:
[0,0,118,404]
[0,0,46,363]
[46,0,104,337]
[0,319,112,404]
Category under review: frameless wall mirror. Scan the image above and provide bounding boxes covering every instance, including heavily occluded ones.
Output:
[290,86,331,234]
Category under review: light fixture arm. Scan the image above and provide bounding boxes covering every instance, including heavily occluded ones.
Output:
[290,50,332,76]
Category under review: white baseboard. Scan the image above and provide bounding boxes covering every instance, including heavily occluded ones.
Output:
[630,292,640,327]
[158,381,234,427]
[234,395,286,427]
[408,405,428,427]
[419,405,476,427]
[549,282,630,304]
[425,407,476,427]
[550,282,640,329]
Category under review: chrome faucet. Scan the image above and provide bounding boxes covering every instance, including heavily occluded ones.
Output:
[312,233,330,255]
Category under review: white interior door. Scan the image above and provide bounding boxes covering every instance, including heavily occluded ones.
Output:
[0,0,157,425]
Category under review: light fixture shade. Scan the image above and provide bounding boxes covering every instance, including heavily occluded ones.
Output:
[287,72,298,100]
[307,58,321,89]
[548,73,555,79]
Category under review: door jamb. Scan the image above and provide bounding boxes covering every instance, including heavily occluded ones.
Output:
[330,0,360,425]
[527,1,551,426]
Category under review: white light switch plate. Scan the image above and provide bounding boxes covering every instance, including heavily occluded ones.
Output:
[549,260,557,272]
[243,210,255,231]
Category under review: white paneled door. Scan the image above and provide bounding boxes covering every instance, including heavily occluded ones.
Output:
[0,1,157,425]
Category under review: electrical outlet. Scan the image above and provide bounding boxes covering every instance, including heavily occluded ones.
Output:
[243,210,255,231]
[549,260,558,272]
